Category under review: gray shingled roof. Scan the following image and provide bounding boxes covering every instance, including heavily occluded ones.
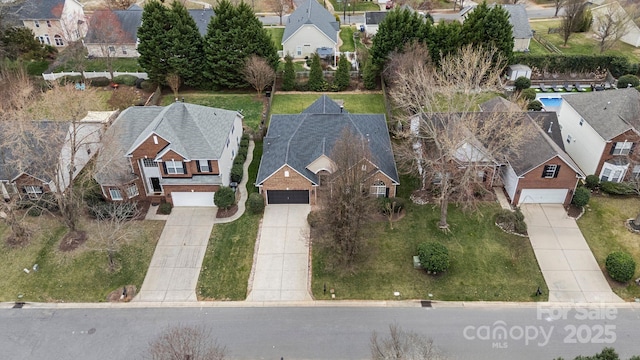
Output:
[365,11,387,25]
[561,88,640,141]
[478,96,521,112]
[529,112,565,151]
[188,9,214,36]
[500,4,532,39]
[14,0,66,20]
[257,96,398,186]
[283,0,339,44]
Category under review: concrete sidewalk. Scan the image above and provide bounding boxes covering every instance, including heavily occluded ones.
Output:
[247,204,312,302]
[521,204,623,303]
[135,207,216,302]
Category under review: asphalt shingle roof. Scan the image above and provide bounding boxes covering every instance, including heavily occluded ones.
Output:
[14,0,66,20]
[500,4,532,39]
[283,0,339,44]
[257,96,398,186]
[561,88,640,141]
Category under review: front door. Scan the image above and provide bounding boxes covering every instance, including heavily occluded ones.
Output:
[150,177,162,193]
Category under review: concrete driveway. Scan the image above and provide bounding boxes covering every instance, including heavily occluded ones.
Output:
[247,204,312,302]
[135,207,216,302]
[521,204,623,303]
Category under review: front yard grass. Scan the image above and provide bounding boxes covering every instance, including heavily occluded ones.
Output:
[271,93,386,114]
[160,92,264,131]
[0,217,163,302]
[312,179,548,301]
[197,141,263,300]
[577,195,640,300]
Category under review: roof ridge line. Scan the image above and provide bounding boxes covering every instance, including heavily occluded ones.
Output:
[285,113,307,163]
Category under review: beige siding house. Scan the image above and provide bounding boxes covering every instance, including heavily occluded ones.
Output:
[282,0,339,59]
[16,0,87,48]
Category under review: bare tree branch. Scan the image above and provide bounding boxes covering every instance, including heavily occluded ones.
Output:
[147,325,227,360]
[370,324,447,360]
[593,2,633,53]
[243,55,275,97]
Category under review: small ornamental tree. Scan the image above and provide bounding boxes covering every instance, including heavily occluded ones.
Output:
[585,174,600,189]
[605,251,636,283]
[214,187,235,210]
[617,74,640,89]
[520,88,536,101]
[307,53,325,91]
[528,100,543,111]
[334,55,351,91]
[362,58,377,90]
[571,187,590,207]
[247,193,265,214]
[282,54,296,91]
[417,242,450,274]
[514,76,531,91]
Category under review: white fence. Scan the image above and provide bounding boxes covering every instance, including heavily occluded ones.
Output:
[42,71,149,81]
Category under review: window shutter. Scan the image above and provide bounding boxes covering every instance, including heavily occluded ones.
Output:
[162,162,167,174]
[541,166,547,178]
[630,143,636,155]
[554,165,561,178]
[208,160,212,172]
[182,162,187,174]
[610,144,616,155]
[196,160,201,172]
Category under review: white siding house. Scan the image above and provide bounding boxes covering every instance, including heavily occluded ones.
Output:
[591,1,640,48]
[282,0,339,59]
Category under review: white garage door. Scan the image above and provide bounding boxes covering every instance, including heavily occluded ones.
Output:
[519,189,568,204]
[171,192,215,207]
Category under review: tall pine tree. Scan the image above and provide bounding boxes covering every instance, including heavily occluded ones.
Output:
[282,54,295,91]
[426,20,463,65]
[370,8,431,69]
[334,55,351,91]
[137,0,171,84]
[167,1,205,88]
[461,2,513,63]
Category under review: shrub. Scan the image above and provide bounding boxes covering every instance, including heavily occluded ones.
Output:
[214,186,235,209]
[520,88,536,101]
[58,75,84,85]
[417,242,450,274]
[108,86,139,110]
[605,251,636,282]
[88,77,111,87]
[237,146,248,159]
[617,74,640,89]
[27,207,43,217]
[247,193,265,214]
[240,138,250,148]
[307,210,322,228]
[158,202,172,214]
[377,197,405,214]
[527,100,543,111]
[26,60,49,76]
[572,187,590,207]
[495,209,527,235]
[334,55,351,91]
[88,202,137,220]
[140,80,156,92]
[600,181,636,195]
[362,58,378,90]
[233,153,246,165]
[230,163,243,183]
[307,53,325,92]
[514,76,531,91]
[282,54,296,91]
[585,175,600,189]
[511,54,631,78]
[112,75,138,86]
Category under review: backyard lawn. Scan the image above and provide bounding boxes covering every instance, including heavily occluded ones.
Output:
[528,39,551,55]
[578,195,640,300]
[0,217,163,302]
[197,142,263,300]
[340,26,355,52]
[271,93,386,114]
[161,92,265,131]
[312,176,548,301]
[265,27,284,51]
[53,58,143,73]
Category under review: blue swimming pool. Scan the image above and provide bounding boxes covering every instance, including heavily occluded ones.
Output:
[538,97,563,108]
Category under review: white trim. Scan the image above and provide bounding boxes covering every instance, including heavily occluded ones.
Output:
[258,164,317,185]
[282,24,337,46]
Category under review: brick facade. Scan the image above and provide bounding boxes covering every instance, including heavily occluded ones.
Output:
[14,173,51,197]
[512,156,580,206]
[261,165,316,204]
[595,129,640,179]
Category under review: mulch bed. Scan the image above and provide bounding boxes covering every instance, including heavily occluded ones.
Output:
[565,204,583,218]
[58,230,87,252]
[6,233,31,248]
[134,200,151,220]
[216,204,238,218]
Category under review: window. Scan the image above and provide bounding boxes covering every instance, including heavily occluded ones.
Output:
[109,188,123,200]
[126,184,139,198]
[37,36,45,44]
[566,134,572,144]
[34,20,40,27]
[579,118,584,126]
[226,138,230,148]
[143,158,157,167]
[23,185,43,195]
[55,35,65,46]
[44,34,50,45]
[284,170,290,177]
[108,46,115,53]
[197,160,210,172]
[370,180,386,198]
[612,142,633,155]
[46,20,51,27]
[542,164,559,178]
[296,46,302,56]
[165,160,185,174]
[633,165,640,179]
[153,135,158,144]
[122,46,127,55]
[361,164,367,171]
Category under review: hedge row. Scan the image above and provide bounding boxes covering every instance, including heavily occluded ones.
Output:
[512,54,636,78]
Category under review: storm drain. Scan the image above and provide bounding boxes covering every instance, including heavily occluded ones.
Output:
[420,300,432,308]
[13,302,25,309]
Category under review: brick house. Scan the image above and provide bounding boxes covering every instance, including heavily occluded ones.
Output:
[13,0,87,48]
[558,88,640,182]
[256,96,399,205]
[94,102,243,206]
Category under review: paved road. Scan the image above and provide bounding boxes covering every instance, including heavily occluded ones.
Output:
[2,304,639,359]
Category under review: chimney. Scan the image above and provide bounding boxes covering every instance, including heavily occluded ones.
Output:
[340,105,343,113]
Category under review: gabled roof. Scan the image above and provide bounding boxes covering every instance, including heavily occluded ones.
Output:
[365,11,388,25]
[500,4,532,39]
[188,9,215,36]
[257,96,398,186]
[561,88,640,141]
[478,96,521,112]
[283,0,339,44]
[14,0,66,20]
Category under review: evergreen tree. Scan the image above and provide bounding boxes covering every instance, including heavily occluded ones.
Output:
[137,0,171,84]
[426,20,462,65]
[334,54,351,91]
[203,0,278,89]
[370,8,431,69]
[282,54,295,91]
[167,1,205,88]
[307,53,324,91]
[461,2,513,63]
[362,58,377,90]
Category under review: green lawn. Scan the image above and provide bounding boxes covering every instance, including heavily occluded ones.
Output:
[312,177,547,301]
[160,92,265,131]
[0,218,163,302]
[331,0,379,12]
[340,26,355,52]
[265,27,284,51]
[528,38,551,55]
[271,93,386,114]
[54,58,143,73]
[529,20,640,63]
[577,195,640,300]
[197,142,263,300]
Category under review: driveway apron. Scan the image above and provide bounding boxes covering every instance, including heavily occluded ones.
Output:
[247,204,312,302]
[521,204,623,303]
[135,207,216,302]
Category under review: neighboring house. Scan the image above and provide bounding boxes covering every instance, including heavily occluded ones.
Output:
[591,1,640,48]
[282,0,339,59]
[501,112,584,206]
[558,88,640,182]
[364,11,387,36]
[256,95,399,205]
[84,5,214,58]
[94,102,243,207]
[14,0,87,47]
[460,4,532,52]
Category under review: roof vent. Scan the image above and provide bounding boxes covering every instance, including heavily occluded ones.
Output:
[548,121,553,133]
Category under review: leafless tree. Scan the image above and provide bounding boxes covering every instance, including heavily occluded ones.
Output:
[370,324,447,360]
[266,0,289,25]
[89,201,140,272]
[87,9,130,78]
[385,43,528,229]
[315,128,376,266]
[560,0,586,46]
[166,72,182,98]
[593,3,633,53]
[554,0,565,17]
[147,325,227,360]
[243,55,275,98]
[104,0,135,10]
